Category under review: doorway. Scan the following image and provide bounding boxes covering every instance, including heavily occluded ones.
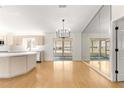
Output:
[53,38,72,61]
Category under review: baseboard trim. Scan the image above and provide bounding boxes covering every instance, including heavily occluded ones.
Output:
[44,60,82,62]
[44,60,53,62]
[72,60,82,62]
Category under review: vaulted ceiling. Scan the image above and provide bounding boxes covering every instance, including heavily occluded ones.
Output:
[0,5,101,34]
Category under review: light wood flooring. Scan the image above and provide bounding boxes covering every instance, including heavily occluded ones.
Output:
[0,61,124,88]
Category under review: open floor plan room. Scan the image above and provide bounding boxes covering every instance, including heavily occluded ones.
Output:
[1,5,124,88]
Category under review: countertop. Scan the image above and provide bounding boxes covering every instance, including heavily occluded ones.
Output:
[0,52,37,57]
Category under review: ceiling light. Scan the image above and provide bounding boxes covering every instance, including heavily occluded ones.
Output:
[56,19,71,38]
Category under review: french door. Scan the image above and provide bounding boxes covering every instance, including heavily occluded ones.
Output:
[53,38,72,60]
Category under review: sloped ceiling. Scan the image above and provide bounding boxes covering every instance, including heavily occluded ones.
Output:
[0,5,101,34]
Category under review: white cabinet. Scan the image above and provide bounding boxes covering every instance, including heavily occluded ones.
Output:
[0,52,36,78]
[6,33,14,46]
[10,56,27,77]
[0,58,10,77]
[27,54,36,71]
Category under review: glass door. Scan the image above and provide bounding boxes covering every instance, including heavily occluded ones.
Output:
[63,38,72,57]
[53,38,72,61]
[53,38,63,57]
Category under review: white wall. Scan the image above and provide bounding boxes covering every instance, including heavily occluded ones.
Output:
[112,6,124,21]
[44,32,81,61]
[71,32,81,60]
[44,33,55,60]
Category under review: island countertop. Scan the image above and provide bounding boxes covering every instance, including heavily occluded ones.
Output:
[0,51,37,78]
[0,52,37,57]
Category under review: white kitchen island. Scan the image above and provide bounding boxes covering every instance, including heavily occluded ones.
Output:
[0,52,37,78]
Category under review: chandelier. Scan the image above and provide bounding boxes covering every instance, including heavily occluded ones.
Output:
[56,19,71,38]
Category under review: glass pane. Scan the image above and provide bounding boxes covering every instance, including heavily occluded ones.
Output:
[53,39,63,56]
[64,39,72,56]
[106,41,110,59]
[53,38,72,61]
[56,40,63,53]
[101,40,106,59]
[90,40,93,55]
[90,40,100,60]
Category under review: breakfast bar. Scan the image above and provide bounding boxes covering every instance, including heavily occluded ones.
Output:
[0,52,37,78]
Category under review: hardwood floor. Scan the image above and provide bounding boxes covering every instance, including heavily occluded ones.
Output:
[0,61,124,88]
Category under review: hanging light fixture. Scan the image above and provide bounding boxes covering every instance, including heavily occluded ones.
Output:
[56,19,71,38]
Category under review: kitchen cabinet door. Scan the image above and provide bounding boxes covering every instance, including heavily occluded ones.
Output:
[10,56,27,76]
[0,58,10,77]
[27,54,36,71]
[14,36,23,46]
[35,36,44,45]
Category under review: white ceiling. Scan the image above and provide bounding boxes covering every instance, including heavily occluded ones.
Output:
[0,5,101,34]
